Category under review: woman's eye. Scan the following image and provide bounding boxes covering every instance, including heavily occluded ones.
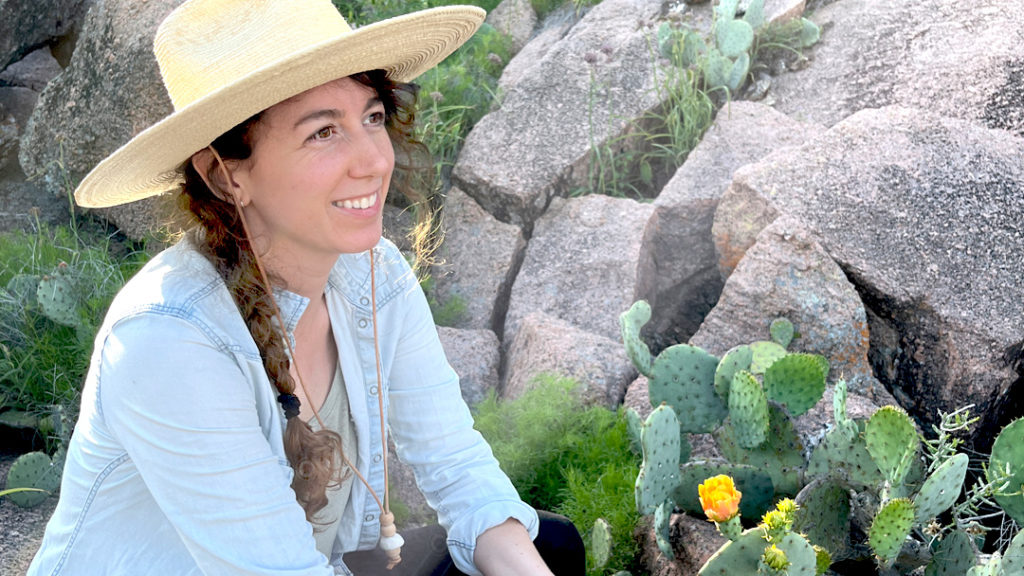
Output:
[366,111,386,126]
[311,126,334,141]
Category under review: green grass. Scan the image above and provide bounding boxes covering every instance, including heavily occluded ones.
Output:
[0,221,148,420]
[473,374,643,575]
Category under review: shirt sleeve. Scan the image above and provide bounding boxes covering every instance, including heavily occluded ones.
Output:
[98,312,334,576]
[385,276,539,576]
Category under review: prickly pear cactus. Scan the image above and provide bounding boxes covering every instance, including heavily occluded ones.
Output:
[868,498,915,568]
[794,478,851,561]
[924,529,975,576]
[620,301,653,378]
[864,406,920,487]
[729,370,769,449]
[763,353,828,417]
[591,518,613,568]
[636,404,681,514]
[715,403,804,496]
[625,407,643,452]
[989,417,1024,526]
[807,419,883,487]
[36,268,80,327]
[914,453,968,524]
[749,340,787,374]
[769,318,794,348]
[6,273,40,304]
[5,451,61,508]
[654,499,675,560]
[714,345,752,405]
[831,379,859,439]
[649,344,725,434]
[675,460,774,520]
[698,528,764,575]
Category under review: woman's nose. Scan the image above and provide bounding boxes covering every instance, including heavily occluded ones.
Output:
[348,130,393,178]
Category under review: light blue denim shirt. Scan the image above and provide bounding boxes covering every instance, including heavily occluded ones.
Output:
[28,237,537,576]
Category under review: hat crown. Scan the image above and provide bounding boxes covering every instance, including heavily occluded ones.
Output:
[155,0,352,110]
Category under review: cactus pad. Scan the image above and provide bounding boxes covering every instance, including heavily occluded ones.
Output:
[715,404,804,496]
[764,353,828,417]
[591,518,613,568]
[807,421,883,487]
[989,417,1024,526]
[6,273,40,304]
[5,451,60,508]
[625,407,643,453]
[698,528,764,576]
[1000,526,1024,574]
[649,344,725,434]
[636,404,681,514]
[793,478,851,561]
[769,318,794,348]
[914,453,968,524]
[868,498,915,568]
[620,301,653,377]
[832,379,858,439]
[654,499,675,560]
[924,529,975,576]
[729,370,769,449]
[775,533,817,576]
[36,271,80,327]
[749,341,787,375]
[714,345,753,404]
[675,460,774,520]
[715,18,754,58]
[864,406,920,487]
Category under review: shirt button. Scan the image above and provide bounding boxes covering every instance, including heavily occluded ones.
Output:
[365,514,375,522]
[360,296,370,306]
[373,454,382,463]
[369,385,378,395]
[358,319,368,328]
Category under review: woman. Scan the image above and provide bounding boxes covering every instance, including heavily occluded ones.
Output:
[27,0,583,574]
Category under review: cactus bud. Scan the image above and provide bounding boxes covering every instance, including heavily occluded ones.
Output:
[761,544,790,571]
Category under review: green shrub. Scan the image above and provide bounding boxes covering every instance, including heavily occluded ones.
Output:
[473,374,643,575]
[0,222,147,419]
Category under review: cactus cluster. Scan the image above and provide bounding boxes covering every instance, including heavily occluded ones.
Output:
[656,0,821,97]
[622,301,829,561]
[5,263,83,328]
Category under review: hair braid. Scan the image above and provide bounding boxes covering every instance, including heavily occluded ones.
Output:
[173,70,429,523]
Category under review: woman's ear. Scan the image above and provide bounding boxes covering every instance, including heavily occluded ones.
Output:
[190,148,248,206]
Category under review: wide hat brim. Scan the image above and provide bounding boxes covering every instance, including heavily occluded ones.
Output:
[75,6,485,209]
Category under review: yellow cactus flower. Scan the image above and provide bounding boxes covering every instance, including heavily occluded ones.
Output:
[698,475,742,523]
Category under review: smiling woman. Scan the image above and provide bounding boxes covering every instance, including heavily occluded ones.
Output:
[24,1,583,575]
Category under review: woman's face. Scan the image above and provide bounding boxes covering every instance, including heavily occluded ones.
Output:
[230,76,394,272]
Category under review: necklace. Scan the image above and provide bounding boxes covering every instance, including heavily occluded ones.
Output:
[210,147,403,569]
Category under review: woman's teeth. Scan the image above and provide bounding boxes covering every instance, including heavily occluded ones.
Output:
[335,193,377,209]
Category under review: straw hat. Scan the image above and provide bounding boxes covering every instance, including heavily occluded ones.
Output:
[74,0,485,208]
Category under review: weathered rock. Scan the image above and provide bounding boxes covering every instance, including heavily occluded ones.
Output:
[452,0,665,227]
[713,105,1024,444]
[19,0,182,237]
[644,101,822,341]
[496,11,574,92]
[0,86,38,133]
[502,312,636,407]
[433,187,524,332]
[0,47,63,91]
[485,0,536,54]
[505,194,656,343]
[0,110,16,174]
[0,179,68,234]
[739,0,806,24]
[437,326,501,408]
[387,440,434,529]
[381,203,416,255]
[623,375,651,420]
[0,0,88,70]
[638,513,727,576]
[769,0,1024,133]
[693,215,880,400]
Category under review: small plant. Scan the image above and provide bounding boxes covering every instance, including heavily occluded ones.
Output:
[473,374,643,575]
[3,451,62,508]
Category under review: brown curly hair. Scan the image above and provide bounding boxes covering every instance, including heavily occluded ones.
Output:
[176,70,430,522]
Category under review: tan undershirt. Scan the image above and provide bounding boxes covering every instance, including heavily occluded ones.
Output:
[308,365,358,560]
